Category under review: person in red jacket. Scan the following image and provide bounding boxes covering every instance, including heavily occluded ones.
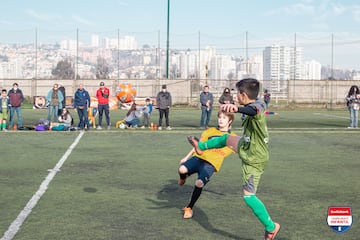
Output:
[96,82,111,130]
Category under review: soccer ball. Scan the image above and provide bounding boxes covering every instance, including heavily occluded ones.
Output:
[119,123,126,129]
[116,83,136,103]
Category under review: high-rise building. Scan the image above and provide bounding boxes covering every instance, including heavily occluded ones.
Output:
[91,34,100,47]
[303,60,321,80]
[263,45,302,93]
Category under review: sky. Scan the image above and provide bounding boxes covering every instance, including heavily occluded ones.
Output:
[1,0,360,70]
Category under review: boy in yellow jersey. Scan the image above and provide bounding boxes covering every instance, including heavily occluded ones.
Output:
[178,110,236,219]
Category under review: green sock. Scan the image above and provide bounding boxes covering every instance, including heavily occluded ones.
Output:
[198,134,229,150]
[1,122,6,130]
[243,194,275,232]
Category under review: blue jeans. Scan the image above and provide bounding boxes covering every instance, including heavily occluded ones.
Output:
[126,118,139,127]
[200,106,212,127]
[349,107,359,128]
[9,106,23,128]
[47,105,59,122]
[77,107,89,129]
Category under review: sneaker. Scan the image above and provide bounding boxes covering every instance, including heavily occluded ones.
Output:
[187,136,203,155]
[107,125,111,130]
[141,126,145,129]
[166,126,172,130]
[178,178,186,186]
[2,128,8,132]
[97,126,102,130]
[264,222,280,240]
[158,126,162,130]
[183,207,193,219]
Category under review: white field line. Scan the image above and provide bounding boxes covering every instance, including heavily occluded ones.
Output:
[1,131,85,240]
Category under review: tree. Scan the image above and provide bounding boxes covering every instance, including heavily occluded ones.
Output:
[51,60,75,79]
[95,57,111,79]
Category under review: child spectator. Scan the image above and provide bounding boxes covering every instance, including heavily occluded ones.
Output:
[141,98,153,128]
[0,89,10,131]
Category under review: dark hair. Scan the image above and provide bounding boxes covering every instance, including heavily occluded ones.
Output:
[223,87,231,94]
[347,85,360,96]
[2,89,7,93]
[126,103,137,116]
[217,110,234,125]
[236,78,259,100]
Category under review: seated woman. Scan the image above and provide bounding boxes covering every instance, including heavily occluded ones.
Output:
[124,103,142,128]
[51,108,73,131]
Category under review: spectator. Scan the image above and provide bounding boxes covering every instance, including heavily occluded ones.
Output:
[51,108,73,131]
[346,85,360,128]
[141,98,153,128]
[263,89,271,109]
[74,83,91,130]
[219,87,234,105]
[8,83,24,129]
[57,83,66,115]
[199,85,213,129]
[96,82,111,130]
[124,103,142,128]
[0,89,10,131]
[46,84,64,123]
[156,84,172,130]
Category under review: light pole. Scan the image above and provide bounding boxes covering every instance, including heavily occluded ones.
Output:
[166,0,170,79]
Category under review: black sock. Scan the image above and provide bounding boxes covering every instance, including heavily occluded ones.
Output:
[187,186,203,209]
[179,173,187,180]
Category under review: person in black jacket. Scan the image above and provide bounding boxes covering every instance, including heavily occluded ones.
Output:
[156,85,172,130]
[74,83,91,130]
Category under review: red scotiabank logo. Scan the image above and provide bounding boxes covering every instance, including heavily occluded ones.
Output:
[327,206,352,234]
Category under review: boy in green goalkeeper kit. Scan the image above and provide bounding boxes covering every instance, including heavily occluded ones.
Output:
[188,78,280,240]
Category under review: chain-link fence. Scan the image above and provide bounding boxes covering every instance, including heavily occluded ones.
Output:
[1,78,358,109]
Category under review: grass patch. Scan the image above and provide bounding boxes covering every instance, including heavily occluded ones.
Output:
[1,108,359,239]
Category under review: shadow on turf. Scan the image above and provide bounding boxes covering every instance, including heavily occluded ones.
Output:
[146,179,254,240]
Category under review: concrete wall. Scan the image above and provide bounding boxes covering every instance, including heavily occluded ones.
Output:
[1,78,359,107]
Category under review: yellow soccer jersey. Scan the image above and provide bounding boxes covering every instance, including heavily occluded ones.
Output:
[194,127,236,172]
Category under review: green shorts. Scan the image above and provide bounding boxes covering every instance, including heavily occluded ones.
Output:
[0,111,8,120]
[241,163,265,194]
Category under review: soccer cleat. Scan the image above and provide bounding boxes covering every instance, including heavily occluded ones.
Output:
[264,222,280,240]
[158,126,162,130]
[178,178,186,186]
[97,126,102,130]
[187,136,203,155]
[166,126,172,130]
[183,207,193,219]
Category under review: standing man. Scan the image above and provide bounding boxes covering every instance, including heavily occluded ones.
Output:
[199,85,213,129]
[156,84,172,130]
[96,81,111,130]
[8,83,24,129]
[46,84,64,123]
[74,83,91,130]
